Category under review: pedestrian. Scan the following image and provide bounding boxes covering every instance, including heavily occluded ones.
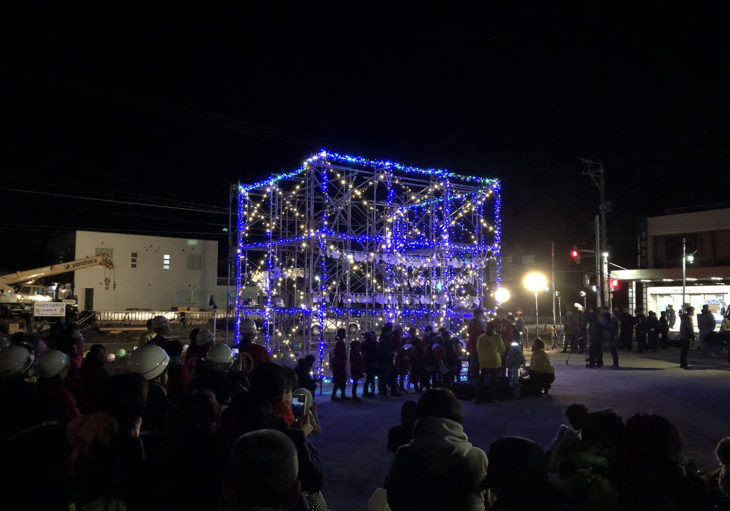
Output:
[659,311,670,349]
[475,322,505,403]
[467,309,486,381]
[349,340,364,401]
[330,328,348,401]
[442,329,461,388]
[378,323,399,397]
[361,331,378,397]
[666,304,677,329]
[619,308,635,352]
[430,335,446,388]
[394,327,409,392]
[586,308,603,368]
[634,308,648,353]
[679,306,695,370]
[408,329,425,392]
[697,304,716,354]
[605,310,620,368]
[647,311,660,351]
[562,309,575,353]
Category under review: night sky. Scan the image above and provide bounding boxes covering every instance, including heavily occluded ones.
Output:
[2,4,728,270]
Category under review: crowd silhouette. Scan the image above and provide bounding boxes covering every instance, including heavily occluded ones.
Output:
[0,314,728,511]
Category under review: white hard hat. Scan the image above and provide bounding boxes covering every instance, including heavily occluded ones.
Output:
[128,344,170,380]
[36,349,70,379]
[0,345,34,379]
[207,343,234,367]
[150,315,171,336]
[241,319,258,335]
[195,329,214,345]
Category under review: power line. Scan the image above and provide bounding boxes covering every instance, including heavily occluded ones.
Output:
[0,222,227,237]
[1,187,229,215]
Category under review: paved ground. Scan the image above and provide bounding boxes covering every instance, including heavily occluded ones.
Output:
[308,347,730,511]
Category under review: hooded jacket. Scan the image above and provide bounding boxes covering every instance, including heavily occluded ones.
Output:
[386,416,488,511]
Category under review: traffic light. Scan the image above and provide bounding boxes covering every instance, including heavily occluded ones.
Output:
[609,278,619,291]
[571,245,581,264]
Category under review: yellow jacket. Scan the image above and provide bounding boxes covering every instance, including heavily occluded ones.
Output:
[477,333,505,369]
[529,349,554,374]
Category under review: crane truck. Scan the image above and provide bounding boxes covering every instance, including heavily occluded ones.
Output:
[0,254,114,317]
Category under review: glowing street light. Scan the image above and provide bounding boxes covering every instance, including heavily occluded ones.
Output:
[494,287,511,304]
[523,272,548,332]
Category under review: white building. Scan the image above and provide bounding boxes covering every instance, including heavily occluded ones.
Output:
[612,207,730,325]
[74,231,227,311]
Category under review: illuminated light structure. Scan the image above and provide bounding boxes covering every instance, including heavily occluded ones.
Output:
[235,150,501,374]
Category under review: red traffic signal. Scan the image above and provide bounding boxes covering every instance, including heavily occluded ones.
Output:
[571,246,581,264]
[609,278,619,290]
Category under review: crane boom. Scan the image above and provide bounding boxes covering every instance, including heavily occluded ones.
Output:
[0,254,114,287]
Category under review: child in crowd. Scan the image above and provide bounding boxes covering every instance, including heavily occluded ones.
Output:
[349,340,364,402]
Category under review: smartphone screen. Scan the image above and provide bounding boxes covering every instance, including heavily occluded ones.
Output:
[291,395,306,418]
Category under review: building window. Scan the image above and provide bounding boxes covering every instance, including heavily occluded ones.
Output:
[187,254,202,270]
[163,254,171,270]
[131,252,138,269]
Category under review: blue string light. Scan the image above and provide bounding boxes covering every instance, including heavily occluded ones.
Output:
[235,150,501,352]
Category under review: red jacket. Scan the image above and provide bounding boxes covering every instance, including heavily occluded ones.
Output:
[467,319,485,352]
[331,339,348,380]
[238,342,272,373]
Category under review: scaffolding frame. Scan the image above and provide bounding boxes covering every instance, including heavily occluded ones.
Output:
[234,151,501,369]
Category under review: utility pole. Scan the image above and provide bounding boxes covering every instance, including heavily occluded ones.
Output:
[594,215,602,309]
[583,159,610,308]
[551,241,556,324]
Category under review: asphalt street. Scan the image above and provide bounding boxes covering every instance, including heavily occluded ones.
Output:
[309,347,730,510]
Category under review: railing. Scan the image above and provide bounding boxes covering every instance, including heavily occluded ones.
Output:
[95,310,228,327]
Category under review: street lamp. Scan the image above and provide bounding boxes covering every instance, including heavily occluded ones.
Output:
[682,238,697,311]
[523,272,548,335]
[494,287,511,305]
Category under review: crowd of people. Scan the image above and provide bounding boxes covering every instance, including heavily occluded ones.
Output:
[562,302,730,370]
[0,309,728,510]
[379,391,730,511]
[319,307,554,405]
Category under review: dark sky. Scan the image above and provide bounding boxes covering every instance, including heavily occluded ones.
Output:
[2,4,729,268]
